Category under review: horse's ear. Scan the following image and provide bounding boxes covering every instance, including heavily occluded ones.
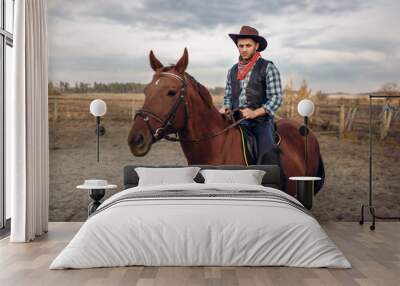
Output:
[149,50,163,71]
[175,48,189,74]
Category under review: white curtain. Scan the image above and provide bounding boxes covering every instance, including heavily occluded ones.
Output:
[8,0,49,242]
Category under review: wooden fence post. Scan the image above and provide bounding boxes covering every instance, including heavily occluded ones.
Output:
[131,96,136,119]
[345,106,358,131]
[380,108,393,140]
[339,105,345,139]
[54,98,58,122]
[348,107,358,131]
[344,107,351,130]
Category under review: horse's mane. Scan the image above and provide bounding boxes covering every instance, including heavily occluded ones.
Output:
[184,73,213,108]
[160,66,213,108]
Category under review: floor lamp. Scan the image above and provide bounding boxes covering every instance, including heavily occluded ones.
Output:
[297,99,315,173]
[89,99,107,162]
[291,99,319,210]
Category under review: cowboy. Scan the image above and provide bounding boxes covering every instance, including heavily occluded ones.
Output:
[219,25,283,165]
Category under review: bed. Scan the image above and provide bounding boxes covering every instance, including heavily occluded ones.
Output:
[49,165,351,269]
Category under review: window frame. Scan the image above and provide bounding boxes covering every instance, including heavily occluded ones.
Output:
[0,0,14,233]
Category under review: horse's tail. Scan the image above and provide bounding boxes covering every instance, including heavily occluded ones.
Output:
[314,156,325,194]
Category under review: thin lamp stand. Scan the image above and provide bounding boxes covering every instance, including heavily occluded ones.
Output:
[96,116,100,162]
[94,116,106,162]
[299,116,310,176]
[296,115,315,209]
[304,116,309,176]
[359,94,400,230]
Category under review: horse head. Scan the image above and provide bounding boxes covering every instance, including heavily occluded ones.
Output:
[128,48,190,156]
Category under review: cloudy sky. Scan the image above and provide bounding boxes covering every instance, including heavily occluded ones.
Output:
[47,0,400,93]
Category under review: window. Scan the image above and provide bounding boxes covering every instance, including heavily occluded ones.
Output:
[1,0,14,231]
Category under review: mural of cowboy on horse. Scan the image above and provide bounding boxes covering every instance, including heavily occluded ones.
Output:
[128,25,325,196]
[219,25,283,168]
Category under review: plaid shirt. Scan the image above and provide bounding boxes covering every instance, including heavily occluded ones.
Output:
[223,60,283,117]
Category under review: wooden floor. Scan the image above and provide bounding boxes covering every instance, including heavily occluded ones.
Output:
[0,222,399,286]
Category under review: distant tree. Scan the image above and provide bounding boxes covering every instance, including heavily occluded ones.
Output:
[48,81,61,95]
[283,80,294,98]
[283,80,295,118]
[51,81,149,94]
[314,90,327,102]
[78,82,90,93]
[59,81,65,92]
[282,80,314,118]
[297,80,312,100]
[379,82,399,97]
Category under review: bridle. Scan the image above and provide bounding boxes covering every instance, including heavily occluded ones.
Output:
[134,72,245,143]
[134,72,190,143]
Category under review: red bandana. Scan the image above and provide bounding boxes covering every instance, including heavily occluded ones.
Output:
[237,51,261,80]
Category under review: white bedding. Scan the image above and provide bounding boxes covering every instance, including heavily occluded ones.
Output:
[49,183,351,269]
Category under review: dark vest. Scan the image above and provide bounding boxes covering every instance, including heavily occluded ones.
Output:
[230,58,272,122]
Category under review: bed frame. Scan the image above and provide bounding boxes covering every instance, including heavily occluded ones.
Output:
[123,164,283,190]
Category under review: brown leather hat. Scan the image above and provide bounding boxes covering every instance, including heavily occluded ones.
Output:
[228,25,268,52]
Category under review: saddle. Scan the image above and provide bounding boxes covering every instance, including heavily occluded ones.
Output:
[228,109,280,165]
[238,125,258,165]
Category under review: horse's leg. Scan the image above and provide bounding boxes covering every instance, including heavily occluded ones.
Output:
[279,141,305,196]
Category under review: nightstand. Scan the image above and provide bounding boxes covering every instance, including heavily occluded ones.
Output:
[289,176,321,210]
[77,179,117,217]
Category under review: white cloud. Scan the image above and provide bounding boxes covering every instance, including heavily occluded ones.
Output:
[48,0,400,93]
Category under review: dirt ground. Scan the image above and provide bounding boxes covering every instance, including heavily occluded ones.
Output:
[49,119,400,222]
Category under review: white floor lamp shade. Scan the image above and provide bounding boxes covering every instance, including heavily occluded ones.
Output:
[297,99,315,117]
[90,99,107,117]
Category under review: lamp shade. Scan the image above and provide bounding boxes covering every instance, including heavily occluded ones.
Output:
[297,99,315,117]
[90,99,107,117]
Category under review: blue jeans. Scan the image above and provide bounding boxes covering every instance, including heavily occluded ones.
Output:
[240,116,280,165]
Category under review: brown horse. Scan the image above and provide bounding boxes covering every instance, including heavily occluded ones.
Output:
[128,48,325,196]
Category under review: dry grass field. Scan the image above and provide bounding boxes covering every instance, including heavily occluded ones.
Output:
[49,93,400,222]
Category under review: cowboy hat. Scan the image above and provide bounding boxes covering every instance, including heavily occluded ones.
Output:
[228,25,268,52]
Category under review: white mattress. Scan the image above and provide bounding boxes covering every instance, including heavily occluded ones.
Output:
[50,183,351,269]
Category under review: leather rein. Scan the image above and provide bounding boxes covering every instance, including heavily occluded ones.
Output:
[134,72,245,143]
